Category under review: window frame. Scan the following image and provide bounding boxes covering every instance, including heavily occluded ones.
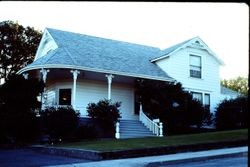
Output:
[191,91,203,104]
[204,93,210,110]
[58,88,72,106]
[189,54,202,79]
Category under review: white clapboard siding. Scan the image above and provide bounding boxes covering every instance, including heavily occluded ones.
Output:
[46,90,56,106]
[74,80,135,119]
[156,47,221,113]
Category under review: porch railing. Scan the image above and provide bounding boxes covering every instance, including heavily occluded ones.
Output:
[139,104,163,137]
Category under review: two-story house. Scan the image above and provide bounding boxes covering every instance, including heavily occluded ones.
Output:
[18,28,238,138]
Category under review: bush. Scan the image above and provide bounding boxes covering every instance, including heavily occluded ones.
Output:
[215,96,248,130]
[86,99,121,138]
[0,75,43,145]
[187,99,213,128]
[135,79,213,135]
[41,106,80,141]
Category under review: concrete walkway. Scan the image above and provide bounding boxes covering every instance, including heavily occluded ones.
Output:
[46,146,247,167]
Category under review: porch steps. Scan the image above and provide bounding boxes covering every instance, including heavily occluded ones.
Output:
[119,119,155,139]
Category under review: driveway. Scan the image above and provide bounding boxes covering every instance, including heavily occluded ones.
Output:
[0,148,91,167]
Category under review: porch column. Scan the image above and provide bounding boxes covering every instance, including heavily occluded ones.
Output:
[105,74,114,100]
[71,70,80,109]
[40,69,50,110]
[22,73,29,80]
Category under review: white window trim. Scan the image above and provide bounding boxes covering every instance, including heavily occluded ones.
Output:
[204,93,211,106]
[189,90,211,107]
[191,91,203,104]
[189,54,202,79]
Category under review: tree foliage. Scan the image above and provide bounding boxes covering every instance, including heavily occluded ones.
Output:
[41,106,80,141]
[135,79,212,135]
[221,76,248,96]
[87,99,121,138]
[0,75,44,144]
[0,20,42,82]
[215,96,248,130]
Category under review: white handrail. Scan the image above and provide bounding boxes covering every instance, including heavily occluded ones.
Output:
[139,104,163,137]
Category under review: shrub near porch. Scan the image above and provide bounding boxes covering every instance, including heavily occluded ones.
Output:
[86,99,121,138]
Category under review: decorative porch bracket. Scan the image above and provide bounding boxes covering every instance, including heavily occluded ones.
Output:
[71,70,80,110]
[40,68,50,83]
[105,74,114,100]
[22,73,29,80]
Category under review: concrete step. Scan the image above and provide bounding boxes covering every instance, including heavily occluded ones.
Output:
[120,134,156,139]
[119,119,155,139]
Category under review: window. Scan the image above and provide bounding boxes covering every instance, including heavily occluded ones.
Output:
[190,55,201,78]
[204,93,210,110]
[59,89,71,105]
[191,92,203,103]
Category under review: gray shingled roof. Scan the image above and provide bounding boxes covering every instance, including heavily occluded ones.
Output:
[22,28,174,81]
[150,38,193,61]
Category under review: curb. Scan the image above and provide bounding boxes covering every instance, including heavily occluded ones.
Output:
[31,146,102,160]
[146,151,248,167]
[30,139,247,161]
[99,140,247,160]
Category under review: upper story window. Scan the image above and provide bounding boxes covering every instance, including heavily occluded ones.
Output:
[190,55,202,78]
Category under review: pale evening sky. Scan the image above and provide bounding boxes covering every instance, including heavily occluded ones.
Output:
[0,1,248,80]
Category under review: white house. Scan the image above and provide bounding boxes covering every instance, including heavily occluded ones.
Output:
[18,28,239,138]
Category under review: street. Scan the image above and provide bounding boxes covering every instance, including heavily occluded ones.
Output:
[159,155,248,167]
[0,148,91,167]
[0,147,247,167]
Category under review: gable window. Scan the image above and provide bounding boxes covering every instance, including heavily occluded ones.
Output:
[190,55,202,78]
[59,89,71,105]
[204,93,210,110]
[191,92,203,104]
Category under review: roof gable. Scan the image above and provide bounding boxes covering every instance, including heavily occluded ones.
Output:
[150,37,225,65]
[35,29,58,60]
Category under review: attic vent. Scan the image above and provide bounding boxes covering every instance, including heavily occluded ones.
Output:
[195,41,200,44]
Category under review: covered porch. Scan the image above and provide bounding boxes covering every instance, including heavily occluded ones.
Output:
[20,67,164,138]
[22,68,140,120]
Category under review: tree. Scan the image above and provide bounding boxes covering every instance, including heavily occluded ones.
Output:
[135,79,212,135]
[221,76,249,96]
[86,99,121,138]
[0,75,44,144]
[0,20,42,83]
[41,106,80,142]
[215,96,248,130]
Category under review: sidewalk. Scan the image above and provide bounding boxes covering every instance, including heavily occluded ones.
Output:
[46,146,247,167]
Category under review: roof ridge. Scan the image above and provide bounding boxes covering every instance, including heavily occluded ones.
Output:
[46,27,161,51]
[150,38,193,62]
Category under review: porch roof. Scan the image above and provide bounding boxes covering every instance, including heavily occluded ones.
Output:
[19,28,175,82]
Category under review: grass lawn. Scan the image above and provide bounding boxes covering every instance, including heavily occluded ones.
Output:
[56,129,247,151]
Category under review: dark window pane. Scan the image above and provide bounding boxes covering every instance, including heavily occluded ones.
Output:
[190,69,201,78]
[59,89,71,105]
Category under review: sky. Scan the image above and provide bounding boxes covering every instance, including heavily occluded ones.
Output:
[0,1,249,80]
